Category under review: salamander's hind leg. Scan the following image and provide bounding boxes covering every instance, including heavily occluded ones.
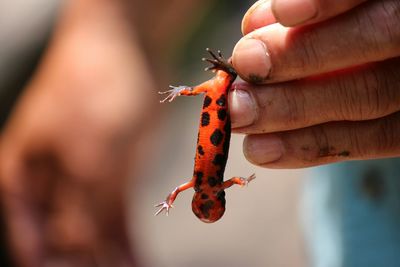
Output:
[154,180,194,216]
[202,48,236,76]
[222,173,256,190]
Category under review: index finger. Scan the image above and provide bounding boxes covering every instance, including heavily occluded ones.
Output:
[232,0,400,83]
[242,0,368,34]
[271,0,368,27]
[242,0,276,35]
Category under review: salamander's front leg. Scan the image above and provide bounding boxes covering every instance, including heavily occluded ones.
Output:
[159,86,189,103]
[154,180,194,216]
[159,83,212,103]
[222,174,256,189]
[159,80,213,103]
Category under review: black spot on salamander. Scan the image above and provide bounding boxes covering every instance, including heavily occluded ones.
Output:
[197,145,205,156]
[203,95,212,108]
[216,94,226,106]
[201,112,210,127]
[196,171,204,179]
[207,176,218,187]
[194,171,203,192]
[216,190,226,207]
[223,136,230,155]
[212,153,226,167]
[217,109,227,121]
[216,170,223,181]
[200,200,214,218]
[224,116,231,134]
[201,193,209,199]
[223,118,231,155]
[210,129,224,146]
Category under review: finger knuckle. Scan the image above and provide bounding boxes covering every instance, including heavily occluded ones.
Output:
[358,68,386,119]
[279,87,308,128]
[346,123,366,157]
[357,0,400,57]
[375,114,398,153]
[343,74,382,121]
[331,74,363,120]
[347,114,398,158]
[332,60,400,121]
[310,125,334,158]
[378,0,400,48]
[297,124,335,163]
[362,65,400,118]
[294,31,325,72]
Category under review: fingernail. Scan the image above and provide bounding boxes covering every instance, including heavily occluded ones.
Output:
[272,0,317,26]
[244,134,284,164]
[242,0,276,35]
[229,89,257,128]
[232,38,271,83]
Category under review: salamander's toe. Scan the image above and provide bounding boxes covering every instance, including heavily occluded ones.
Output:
[246,173,256,183]
[242,173,256,187]
[158,85,189,103]
[154,201,174,216]
[203,48,236,77]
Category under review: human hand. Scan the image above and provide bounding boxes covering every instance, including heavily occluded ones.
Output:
[230,0,400,168]
[0,1,154,266]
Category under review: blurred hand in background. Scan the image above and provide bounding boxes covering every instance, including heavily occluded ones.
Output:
[0,0,206,266]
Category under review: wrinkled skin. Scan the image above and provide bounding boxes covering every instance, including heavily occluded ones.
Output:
[230,0,400,168]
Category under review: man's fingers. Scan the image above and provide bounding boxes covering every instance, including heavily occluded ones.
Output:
[230,58,400,133]
[0,163,42,267]
[271,0,367,27]
[243,111,400,168]
[0,136,58,267]
[232,0,400,83]
[242,0,366,34]
[5,198,43,267]
[242,0,276,35]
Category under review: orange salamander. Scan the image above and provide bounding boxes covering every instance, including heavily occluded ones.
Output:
[155,49,255,223]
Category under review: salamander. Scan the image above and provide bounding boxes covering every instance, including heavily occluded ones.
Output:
[155,49,255,223]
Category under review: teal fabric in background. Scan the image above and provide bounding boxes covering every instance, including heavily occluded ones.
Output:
[303,159,400,267]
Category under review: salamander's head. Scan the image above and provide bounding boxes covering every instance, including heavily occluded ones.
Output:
[192,190,226,223]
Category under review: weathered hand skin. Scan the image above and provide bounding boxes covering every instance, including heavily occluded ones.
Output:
[230,0,400,168]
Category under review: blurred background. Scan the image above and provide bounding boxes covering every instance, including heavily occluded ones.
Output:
[0,0,307,266]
